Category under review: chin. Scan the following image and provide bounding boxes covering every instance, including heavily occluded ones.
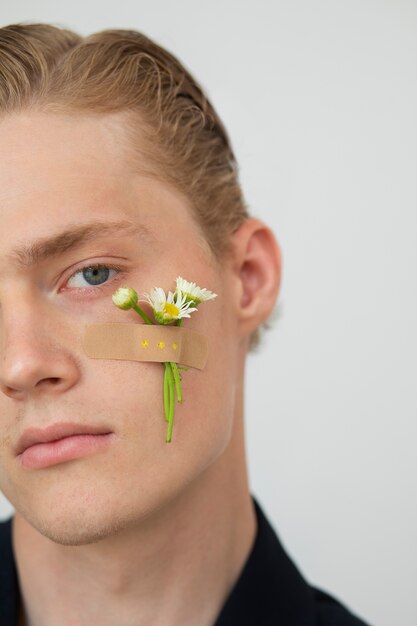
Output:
[10,482,136,547]
[42,518,129,547]
[23,501,133,547]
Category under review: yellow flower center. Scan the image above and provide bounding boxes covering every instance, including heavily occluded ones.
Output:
[164,302,180,317]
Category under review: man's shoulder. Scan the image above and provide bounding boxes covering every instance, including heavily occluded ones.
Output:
[0,514,14,564]
[311,586,372,626]
[0,515,20,626]
[214,497,373,626]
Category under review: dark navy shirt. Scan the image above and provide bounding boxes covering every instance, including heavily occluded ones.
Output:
[0,497,373,626]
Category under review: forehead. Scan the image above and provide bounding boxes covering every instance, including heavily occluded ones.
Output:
[0,111,207,264]
[0,111,135,186]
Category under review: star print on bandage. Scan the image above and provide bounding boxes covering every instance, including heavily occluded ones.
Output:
[82,323,208,370]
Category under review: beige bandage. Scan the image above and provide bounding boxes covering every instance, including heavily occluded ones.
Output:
[82,323,208,370]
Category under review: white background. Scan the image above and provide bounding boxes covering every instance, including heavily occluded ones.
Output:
[1,2,416,626]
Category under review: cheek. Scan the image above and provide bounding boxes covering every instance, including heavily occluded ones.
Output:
[97,313,238,460]
[176,309,239,456]
[117,356,235,450]
[85,358,163,436]
[84,349,234,454]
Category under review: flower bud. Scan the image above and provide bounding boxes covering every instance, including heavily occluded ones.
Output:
[112,287,138,310]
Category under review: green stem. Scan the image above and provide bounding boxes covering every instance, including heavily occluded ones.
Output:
[163,363,170,422]
[176,318,183,327]
[133,303,154,325]
[166,365,175,443]
[170,362,182,403]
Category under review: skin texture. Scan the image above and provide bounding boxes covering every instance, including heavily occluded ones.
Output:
[0,112,282,626]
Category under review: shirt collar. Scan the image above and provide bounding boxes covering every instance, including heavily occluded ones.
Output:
[213,496,315,626]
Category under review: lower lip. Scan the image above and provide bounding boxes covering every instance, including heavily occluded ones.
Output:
[18,433,115,470]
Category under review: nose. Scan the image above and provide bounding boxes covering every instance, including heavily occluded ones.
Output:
[0,308,79,400]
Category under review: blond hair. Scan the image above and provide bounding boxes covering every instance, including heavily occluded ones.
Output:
[0,22,264,347]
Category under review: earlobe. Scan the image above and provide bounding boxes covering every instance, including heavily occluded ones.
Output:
[230,218,282,336]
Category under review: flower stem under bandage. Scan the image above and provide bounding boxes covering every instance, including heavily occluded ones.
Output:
[112,278,217,443]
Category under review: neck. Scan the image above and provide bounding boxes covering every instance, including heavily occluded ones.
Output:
[12,405,256,626]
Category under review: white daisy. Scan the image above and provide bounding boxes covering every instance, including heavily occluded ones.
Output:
[140,287,198,324]
[175,277,217,305]
[112,286,138,310]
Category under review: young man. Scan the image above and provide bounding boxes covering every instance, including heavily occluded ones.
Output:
[0,23,372,626]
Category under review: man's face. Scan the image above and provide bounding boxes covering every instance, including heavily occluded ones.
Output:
[0,112,241,544]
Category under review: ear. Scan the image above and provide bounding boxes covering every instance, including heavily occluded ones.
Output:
[229,218,282,338]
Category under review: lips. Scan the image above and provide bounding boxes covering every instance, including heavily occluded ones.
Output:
[16,422,113,456]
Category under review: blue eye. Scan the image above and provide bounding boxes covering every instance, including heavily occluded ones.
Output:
[66,263,122,290]
[81,266,111,286]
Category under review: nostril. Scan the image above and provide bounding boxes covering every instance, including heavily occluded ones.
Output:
[36,377,61,388]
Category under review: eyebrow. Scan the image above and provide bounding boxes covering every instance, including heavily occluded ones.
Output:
[6,219,152,269]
